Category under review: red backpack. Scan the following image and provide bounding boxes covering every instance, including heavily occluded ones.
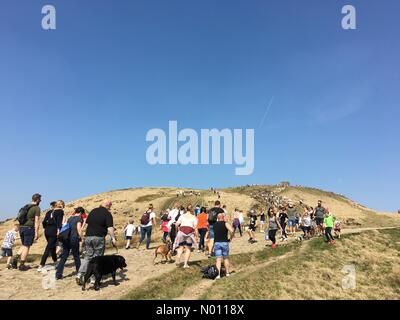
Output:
[140,210,151,225]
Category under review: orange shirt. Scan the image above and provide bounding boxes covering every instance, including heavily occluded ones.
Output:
[197,213,208,229]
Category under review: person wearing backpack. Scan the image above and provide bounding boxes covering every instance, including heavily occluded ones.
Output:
[55,207,84,280]
[38,200,65,272]
[136,204,157,250]
[11,193,42,271]
[207,201,225,258]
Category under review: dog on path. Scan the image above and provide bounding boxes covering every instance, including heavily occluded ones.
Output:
[82,255,127,291]
[153,240,173,265]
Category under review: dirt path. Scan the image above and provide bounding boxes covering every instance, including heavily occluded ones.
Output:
[0,226,398,300]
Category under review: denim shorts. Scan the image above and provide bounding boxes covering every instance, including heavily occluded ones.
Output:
[288,219,297,227]
[209,225,214,240]
[214,242,229,258]
[20,227,35,247]
[1,248,13,257]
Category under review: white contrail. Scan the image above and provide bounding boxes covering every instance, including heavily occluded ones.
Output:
[259,96,274,129]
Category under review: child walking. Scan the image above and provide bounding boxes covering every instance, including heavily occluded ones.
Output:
[1,224,19,269]
[323,208,335,244]
[160,211,170,243]
[124,219,136,249]
[334,220,342,239]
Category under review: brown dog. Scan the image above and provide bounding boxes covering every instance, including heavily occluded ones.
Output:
[153,241,173,265]
[204,232,211,254]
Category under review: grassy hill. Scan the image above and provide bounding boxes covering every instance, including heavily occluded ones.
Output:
[0,184,399,300]
[0,184,397,261]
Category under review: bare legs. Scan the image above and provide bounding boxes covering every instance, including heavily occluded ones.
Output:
[216,257,230,278]
[176,246,192,268]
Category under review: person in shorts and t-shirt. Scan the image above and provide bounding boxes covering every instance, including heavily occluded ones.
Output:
[124,219,136,249]
[1,224,19,269]
[314,200,326,236]
[286,201,298,236]
[11,193,42,271]
[214,213,234,279]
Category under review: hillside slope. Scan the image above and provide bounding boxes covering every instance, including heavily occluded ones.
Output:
[0,185,398,300]
[0,185,397,261]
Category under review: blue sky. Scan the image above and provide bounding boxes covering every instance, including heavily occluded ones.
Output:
[0,0,399,219]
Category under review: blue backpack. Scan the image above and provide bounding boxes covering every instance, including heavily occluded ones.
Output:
[58,222,71,241]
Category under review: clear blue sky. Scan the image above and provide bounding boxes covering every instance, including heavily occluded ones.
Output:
[0,0,399,219]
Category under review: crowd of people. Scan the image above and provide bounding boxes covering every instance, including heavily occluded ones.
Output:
[1,193,342,285]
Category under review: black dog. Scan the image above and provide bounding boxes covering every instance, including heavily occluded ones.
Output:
[82,255,127,291]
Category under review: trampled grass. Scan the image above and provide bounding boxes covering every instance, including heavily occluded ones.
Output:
[135,193,168,203]
[161,196,206,212]
[202,228,400,300]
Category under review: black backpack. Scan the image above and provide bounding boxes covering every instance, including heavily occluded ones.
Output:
[201,264,226,280]
[17,204,36,225]
[208,208,218,224]
[42,210,56,229]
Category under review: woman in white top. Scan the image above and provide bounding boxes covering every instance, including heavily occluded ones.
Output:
[174,205,198,268]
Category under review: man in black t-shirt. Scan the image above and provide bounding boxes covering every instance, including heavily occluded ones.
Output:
[214,213,234,279]
[207,201,225,258]
[76,200,116,286]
